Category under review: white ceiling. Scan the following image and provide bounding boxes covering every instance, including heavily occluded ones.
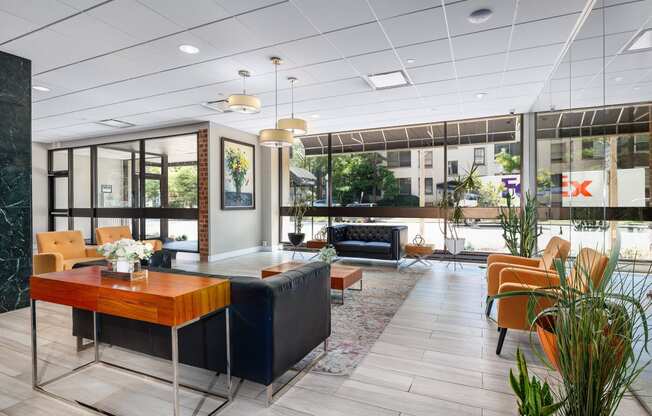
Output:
[0,0,649,143]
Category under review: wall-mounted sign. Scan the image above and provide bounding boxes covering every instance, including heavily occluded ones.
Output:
[101,184,112,194]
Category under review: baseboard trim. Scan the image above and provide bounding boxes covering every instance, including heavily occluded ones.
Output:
[207,246,263,262]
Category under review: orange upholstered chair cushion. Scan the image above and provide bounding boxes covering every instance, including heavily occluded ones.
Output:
[36,231,87,260]
[96,226,133,245]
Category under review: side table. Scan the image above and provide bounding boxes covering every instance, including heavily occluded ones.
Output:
[403,244,434,268]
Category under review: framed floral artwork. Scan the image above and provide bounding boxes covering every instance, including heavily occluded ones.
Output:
[221,137,255,210]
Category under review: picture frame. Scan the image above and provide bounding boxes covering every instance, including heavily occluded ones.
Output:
[221,137,255,210]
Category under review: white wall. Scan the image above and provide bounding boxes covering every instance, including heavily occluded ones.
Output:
[208,122,266,258]
[32,143,49,249]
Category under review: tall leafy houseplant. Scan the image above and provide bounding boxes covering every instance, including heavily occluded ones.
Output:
[498,192,541,257]
[288,196,310,246]
[510,348,562,416]
[439,164,481,240]
[493,239,652,416]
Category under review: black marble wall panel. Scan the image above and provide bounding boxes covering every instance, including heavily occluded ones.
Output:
[0,51,31,312]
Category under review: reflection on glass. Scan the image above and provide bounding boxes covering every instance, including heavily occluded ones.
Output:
[51,150,68,172]
[166,220,198,252]
[54,216,68,231]
[54,177,68,210]
[73,148,91,208]
[73,217,92,241]
[97,141,139,208]
[145,218,160,239]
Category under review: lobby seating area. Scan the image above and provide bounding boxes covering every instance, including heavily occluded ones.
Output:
[1,1,652,415]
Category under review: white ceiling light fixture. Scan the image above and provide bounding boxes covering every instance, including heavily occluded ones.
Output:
[227,70,261,114]
[33,85,50,92]
[625,28,652,53]
[468,8,493,24]
[614,76,624,82]
[367,70,411,90]
[475,92,488,99]
[406,58,416,64]
[178,44,200,54]
[96,119,135,128]
[278,76,307,136]
[259,57,294,148]
[311,114,320,119]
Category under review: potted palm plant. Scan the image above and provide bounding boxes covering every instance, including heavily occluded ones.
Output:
[440,164,481,255]
[493,239,652,415]
[288,196,310,247]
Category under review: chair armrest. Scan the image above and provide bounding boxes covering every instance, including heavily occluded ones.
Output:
[33,252,64,274]
[85,246,100,257]
[327,225,347,244]
[142,239,162,251]
[487,263,545,297]
[499,267,560,289]
[487,253,540,268]
[496,282,554,330]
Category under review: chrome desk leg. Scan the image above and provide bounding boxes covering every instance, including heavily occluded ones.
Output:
[93,312,100,363]
[225,307,232,400]
[31,300,37,388]
[172,326,179,416]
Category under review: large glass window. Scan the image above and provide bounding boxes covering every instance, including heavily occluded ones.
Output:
[48,134,199,252]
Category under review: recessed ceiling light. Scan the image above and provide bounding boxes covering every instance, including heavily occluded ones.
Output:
[634,86,641,91]
[179,44,200,54]
[614,76,624,82]
[33,85,50,92]
[625,28,652,53]
[367,70,411,90]
[96,119,135,128]
[468,8,493,24]
[406,58,416,64]
[475,92,488,99]
[311,114,320,119]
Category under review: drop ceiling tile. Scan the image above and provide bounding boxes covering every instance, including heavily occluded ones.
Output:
[236,2,317,44]
[443,0,515,37]
[456,53,506,77]
[291,0,374,32]
[325,22,391,57]
[0,0,78,25]
[382,8,448,47]
[191,17,267,57]
[216,0,280,15]
[347,50,403,75]
[369,0,439,20]
[516,0,586,23]
[303,60,360,82]
[456,73,503,92]
[231,46,300,76]
[511,13,580,50]
[503,65,552,85]
[451,27,510,60]
[88,0,182,41]
[579,1,651,39]
[137,0,231,28]
[395,39,452,67]
[566,31,632,61]
[507,44,562,70]
[0,10,39,44]
[415,79,459,96]
[407,62,456,83]
[280,35,342,66]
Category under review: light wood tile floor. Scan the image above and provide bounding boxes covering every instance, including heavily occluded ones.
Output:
[0,252,647,415]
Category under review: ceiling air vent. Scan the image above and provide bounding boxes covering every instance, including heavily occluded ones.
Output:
[201,100,233,113]
[96,119,135,128]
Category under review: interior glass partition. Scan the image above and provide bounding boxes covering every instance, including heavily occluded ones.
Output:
[47,133,199,252]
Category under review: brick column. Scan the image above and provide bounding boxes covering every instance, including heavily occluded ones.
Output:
[198,128,209,261]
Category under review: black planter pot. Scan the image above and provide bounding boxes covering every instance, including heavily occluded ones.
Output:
[288,232,305,247]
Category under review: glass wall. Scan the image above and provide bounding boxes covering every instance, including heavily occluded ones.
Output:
[48,134,199,252]
[280,114,520,253]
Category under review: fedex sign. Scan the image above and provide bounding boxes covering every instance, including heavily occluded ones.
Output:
[561,168,645,207]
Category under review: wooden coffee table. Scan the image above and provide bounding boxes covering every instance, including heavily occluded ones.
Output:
[261,261,362,304]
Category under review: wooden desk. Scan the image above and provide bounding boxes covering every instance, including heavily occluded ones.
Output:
[261,262,363,304]
[30,267,232,416]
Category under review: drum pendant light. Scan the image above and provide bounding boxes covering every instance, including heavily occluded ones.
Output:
[278,77,307,135]
[227,70,261,114]
[259,57,294,148]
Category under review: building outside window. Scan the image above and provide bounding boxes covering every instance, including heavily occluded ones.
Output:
[425,177,433,195]
[387,150,411,168]
[551,142,566,162]
[424,150,433,168]
[447,160,458,176]
[398,178,411,195]
[473,148,485,165]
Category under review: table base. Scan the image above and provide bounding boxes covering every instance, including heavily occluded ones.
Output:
[31,301,233,416]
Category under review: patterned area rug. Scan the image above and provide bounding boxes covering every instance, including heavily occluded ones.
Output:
[304,261,422,376]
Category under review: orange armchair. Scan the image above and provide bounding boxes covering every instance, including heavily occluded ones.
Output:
[486,236,570,316]
[493,247,609,354]
[95,226,162,251]
[34,231,106,273]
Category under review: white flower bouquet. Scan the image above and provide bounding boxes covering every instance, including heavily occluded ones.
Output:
[318,245,337,264]
[98,239,154,274]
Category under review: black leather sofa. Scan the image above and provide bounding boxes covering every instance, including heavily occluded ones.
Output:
[72,262,331,398]
[328,224,407,265]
